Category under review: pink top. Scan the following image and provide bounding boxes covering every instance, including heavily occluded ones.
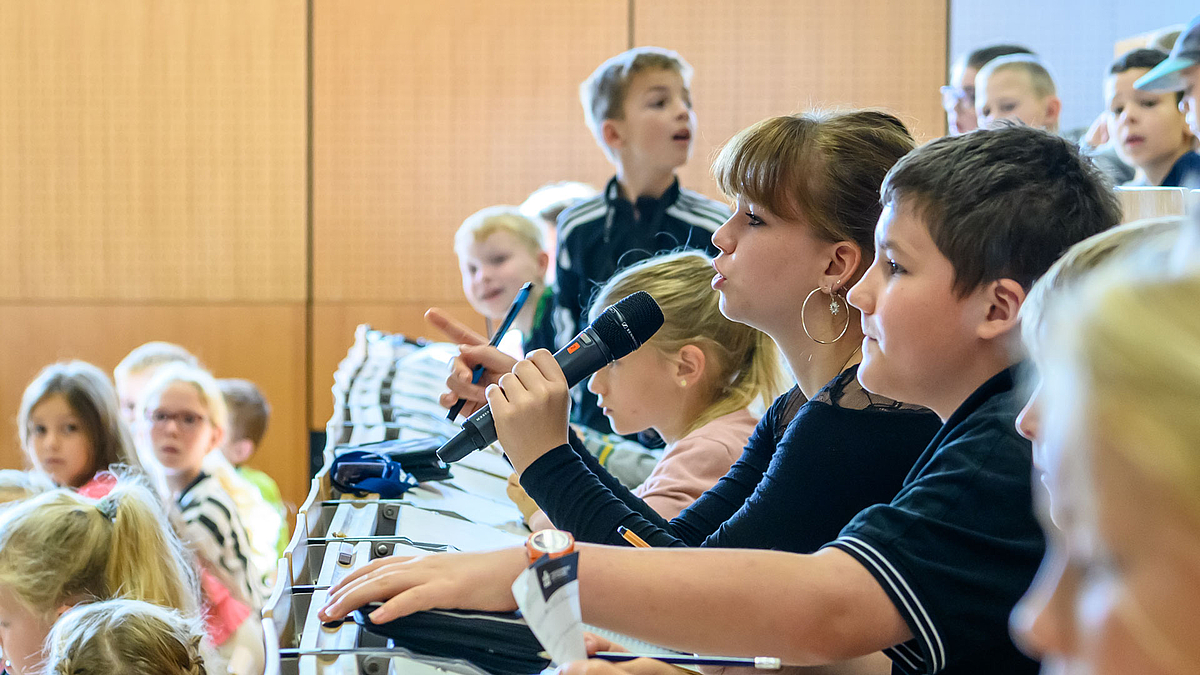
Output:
[632,408,758,520]
[76,471,117,499]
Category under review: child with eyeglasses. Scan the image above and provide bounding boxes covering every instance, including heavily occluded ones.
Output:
[140,363,264,611]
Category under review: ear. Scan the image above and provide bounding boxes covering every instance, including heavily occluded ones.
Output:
[975,278,1026,341]
[536,250,550,279]
[228,438,255,465]
[209,424,226,453]
[601,119,623,152]
[55,603,75,619]
[822,241,863,292]
[672,344,707,387]
[1045,96,1062,128]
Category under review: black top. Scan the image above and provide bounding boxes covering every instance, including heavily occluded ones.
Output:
[552,175,728,433]
[520,366,942,552]
[826,366,1044,675]
[1163,150,1200,188]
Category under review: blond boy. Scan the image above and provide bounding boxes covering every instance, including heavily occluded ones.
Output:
[942,44,1033,135]
[454,206,555,357]
[555,47,729,433]
[975,55,1062,131]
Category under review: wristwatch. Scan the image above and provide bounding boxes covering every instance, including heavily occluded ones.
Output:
[525,529,575,564]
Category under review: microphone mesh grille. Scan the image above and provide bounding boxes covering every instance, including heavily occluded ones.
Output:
[590,291,664,359]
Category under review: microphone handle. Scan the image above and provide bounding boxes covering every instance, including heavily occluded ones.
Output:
[436,325,614,463]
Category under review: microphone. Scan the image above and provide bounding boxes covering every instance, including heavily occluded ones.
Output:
[436,291,664,463]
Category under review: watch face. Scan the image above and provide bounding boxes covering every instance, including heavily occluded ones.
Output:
[529,529,573,555]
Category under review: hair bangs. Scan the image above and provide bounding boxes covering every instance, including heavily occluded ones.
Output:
[712,118,809,221]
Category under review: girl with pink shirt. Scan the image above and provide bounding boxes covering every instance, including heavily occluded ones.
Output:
[511,251,786,527]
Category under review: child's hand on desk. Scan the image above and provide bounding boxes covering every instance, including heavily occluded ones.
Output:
[488,350,571,473]
[426,307,519,416]
[317,547,526,624]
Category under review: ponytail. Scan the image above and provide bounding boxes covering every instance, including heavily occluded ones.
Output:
[102,482,200,617]
[0,478,199,619]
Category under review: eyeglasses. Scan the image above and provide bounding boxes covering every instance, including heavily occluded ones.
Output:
[940,85,975,109]
[147,409,208,430]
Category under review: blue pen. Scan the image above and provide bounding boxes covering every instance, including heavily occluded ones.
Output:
[447,282,534,421]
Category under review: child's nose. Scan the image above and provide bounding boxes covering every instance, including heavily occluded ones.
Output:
[846,274,874,314]
[587,371,605,396]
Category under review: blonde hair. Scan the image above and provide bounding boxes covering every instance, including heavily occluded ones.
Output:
[454,205,546,259]
[1040,258,1200,522]
[977,54,1058,99]
[45,599,207,675]
[1021,216,1186,352]
[139,364,230,435]
[591,251,786,433]
[580,47,693,153]
[0,478,199,620]
[712,111,915,285]
[18,361,142,487]
[115,342,200,383]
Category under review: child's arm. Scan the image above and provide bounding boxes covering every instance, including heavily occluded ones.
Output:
[490,353,782,549]
[319,542,910,665]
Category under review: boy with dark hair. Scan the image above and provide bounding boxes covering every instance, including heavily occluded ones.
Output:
[555,46,730,433]
[1106,49,1198,188]
[218,378,288,555]
[1136,13,1200,140]
[942,43,1034,135]
[320,126,1121,675]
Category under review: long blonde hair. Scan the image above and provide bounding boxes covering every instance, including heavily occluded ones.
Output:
[0,478,199,619]
[591,251,786,433]
[45,599,207,675]
[18,360,142,487]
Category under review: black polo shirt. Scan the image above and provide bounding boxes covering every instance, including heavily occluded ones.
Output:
[825,366,1044,675]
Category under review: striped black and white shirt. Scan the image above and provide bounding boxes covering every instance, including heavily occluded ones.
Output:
[179,472,265,610]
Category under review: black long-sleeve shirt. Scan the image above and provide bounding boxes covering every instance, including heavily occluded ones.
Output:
[520,366,942,552]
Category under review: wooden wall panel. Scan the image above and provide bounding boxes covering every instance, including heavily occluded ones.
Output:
[311,301,484,428]
[0,0,306,301]
[0,304,310,509]
[635,0,948,199]
[312,0,627,304]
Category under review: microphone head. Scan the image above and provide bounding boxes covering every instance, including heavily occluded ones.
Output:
[591,291,664,360]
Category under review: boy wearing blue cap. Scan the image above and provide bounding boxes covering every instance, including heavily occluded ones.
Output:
[1136,13,1200,138]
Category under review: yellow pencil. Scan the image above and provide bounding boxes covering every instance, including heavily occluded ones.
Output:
[617,525,651,548]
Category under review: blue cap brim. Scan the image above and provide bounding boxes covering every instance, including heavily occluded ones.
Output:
[1135,55,1198,92]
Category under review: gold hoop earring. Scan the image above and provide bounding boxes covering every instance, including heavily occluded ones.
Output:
[801,286,850,344]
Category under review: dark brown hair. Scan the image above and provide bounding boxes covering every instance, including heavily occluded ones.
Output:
[19,361,141,487]
[881,125,1122,296]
